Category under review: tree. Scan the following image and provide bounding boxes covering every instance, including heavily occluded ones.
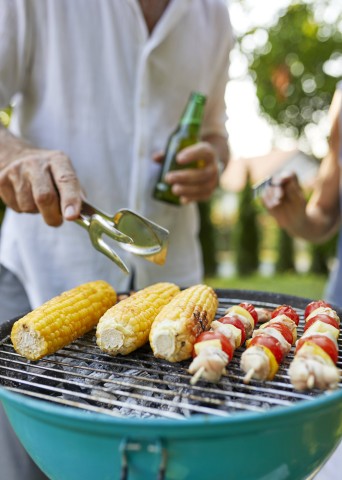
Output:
[233,170,260,275]
[275,228,296,273]
[240,1,342,150]
[309,234,338,275]
[198,200,218,276]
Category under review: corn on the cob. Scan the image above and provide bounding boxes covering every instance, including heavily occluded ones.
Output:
[149,284,218,362]
[96,282,180,356]
[11,280,117,361]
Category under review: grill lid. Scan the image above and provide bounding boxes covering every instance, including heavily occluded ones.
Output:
[0,289,341,420]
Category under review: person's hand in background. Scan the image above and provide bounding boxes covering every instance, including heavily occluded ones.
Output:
[262,172,308,236]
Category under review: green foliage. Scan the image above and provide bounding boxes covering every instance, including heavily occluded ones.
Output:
[242,2,342,143]
[275,228,296,273]
[198,200,218,276]
[233,171,260,275]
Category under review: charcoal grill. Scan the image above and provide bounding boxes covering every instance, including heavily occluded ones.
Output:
[0,289,342,480]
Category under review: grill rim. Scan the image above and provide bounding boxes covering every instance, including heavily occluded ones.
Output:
[2,384,342,430]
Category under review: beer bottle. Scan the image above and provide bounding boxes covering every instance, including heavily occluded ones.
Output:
[153,92,207,205]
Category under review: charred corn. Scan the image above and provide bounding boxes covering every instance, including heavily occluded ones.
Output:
[96,282,180,356]
[149,284,218,362]
[11,280,117,361]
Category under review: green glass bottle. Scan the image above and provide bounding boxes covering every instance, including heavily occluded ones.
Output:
[153,91,207,205]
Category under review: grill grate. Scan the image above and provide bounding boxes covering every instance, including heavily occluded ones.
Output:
[0,292,341,420]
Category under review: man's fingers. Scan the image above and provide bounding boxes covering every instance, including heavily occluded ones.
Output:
[49,153,83,220]
[152,151,165,164]
[0,148,82,225]
[262,173,304,211]
[262,185,284,209]
[0,170,21,212]
[29,162,62,225]
[172,181,214,203]
[177,142,213,165]
[13,181,37,213]
[0,162,38,213]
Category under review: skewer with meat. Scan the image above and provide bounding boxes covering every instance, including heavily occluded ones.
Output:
[254,307,272,324]
[240,305,299,383]
[289,300,341,391]
[188,302,258,384]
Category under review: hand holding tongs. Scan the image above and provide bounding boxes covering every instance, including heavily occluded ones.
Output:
[75,200,169,274]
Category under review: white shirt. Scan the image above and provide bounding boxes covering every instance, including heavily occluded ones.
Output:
[0,0,233,307]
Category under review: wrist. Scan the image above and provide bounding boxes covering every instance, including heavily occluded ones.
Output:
[0,126,33,168]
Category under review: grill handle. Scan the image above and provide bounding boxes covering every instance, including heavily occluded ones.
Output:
[119,438,167,480]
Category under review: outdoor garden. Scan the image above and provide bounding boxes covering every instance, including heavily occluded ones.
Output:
[201,0,341,300]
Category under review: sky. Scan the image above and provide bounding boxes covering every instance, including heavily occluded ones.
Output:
[225,0,342,160]
[225,0,292,159]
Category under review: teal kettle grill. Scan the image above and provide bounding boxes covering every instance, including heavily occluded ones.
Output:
[0,289,341,480]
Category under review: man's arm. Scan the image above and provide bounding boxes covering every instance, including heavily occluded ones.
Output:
[263,89,341,243]
[0,124,83,226]
[304,89,341,241]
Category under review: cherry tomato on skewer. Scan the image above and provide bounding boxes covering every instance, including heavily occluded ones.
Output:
[193,331,234,361]
[271,305,300,326]
[247,335,284,364]
[296,334,338,364]
[268,321,294,345]
[304,314,339,332]
[239,302,258,327]
[304,300,332,319]
[218,315,246,345]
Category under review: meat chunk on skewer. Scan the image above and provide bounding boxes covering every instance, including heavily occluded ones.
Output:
[289,300,341,391]
[188,303,257,384]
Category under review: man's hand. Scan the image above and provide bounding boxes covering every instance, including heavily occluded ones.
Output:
[262,172,308,236]
[0,146,83,226]
[153,141,222,205]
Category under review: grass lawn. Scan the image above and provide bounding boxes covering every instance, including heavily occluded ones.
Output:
[205,273,328,301]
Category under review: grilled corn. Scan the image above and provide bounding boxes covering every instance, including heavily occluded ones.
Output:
[96,282,180,356]
[11,280,117,361]
[149,284,218,362]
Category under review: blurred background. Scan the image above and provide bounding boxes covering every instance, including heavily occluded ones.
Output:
[200,0,342,299]
[1,0,341,299]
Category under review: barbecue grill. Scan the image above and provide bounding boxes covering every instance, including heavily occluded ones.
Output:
[1,289,342,480]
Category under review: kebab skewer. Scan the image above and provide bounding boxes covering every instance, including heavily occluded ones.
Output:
[289,300,341,391]
[188,302,258,384]
[240,305,299,383]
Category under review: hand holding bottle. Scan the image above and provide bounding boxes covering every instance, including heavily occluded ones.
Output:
[153,141,221,205]
[153,91,227,205]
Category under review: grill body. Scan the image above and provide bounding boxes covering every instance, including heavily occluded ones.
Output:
[2,388,342,480]
[1,289,342,480]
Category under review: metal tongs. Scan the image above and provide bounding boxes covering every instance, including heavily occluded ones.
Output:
[75,200,169,274]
